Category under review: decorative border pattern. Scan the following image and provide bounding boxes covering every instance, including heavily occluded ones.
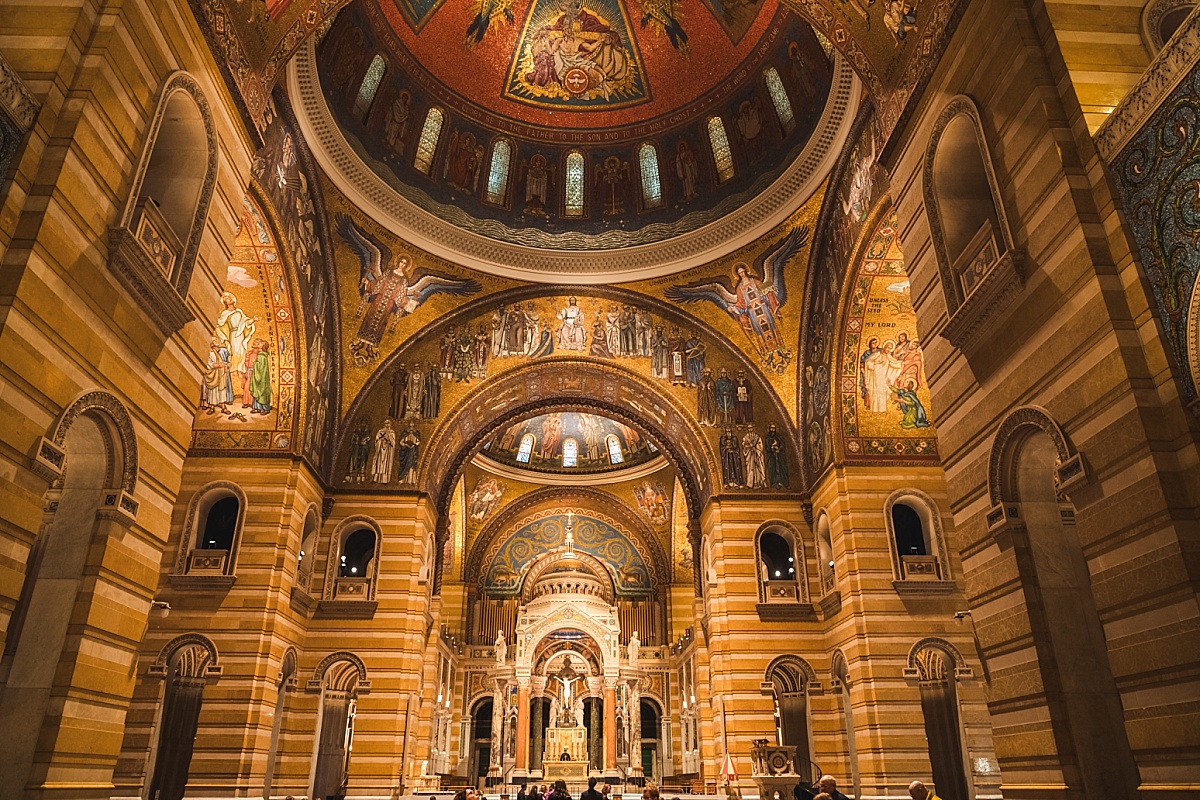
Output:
[1142,0,1199,55]
[1096,6,1200,160]
[0,51,39,131]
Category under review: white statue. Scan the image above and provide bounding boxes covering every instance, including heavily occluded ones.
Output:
[495,630,507,665]
[628,630,640,666]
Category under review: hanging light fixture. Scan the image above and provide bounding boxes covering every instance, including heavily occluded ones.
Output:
[563,510,578,559]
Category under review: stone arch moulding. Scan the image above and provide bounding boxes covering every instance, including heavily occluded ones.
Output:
[923,94,1025,351]
[1141,0,1198,55]
[903,637,972,683]
[985,405,1087,534]
[280,646,301,690]
[148,633,222,680]
[418,358,718,519]
[763,653,823,695]
[107,71,218,335]
[830,649,850,689]
[31,390,140,519]
[170,480,249,579]
[306,651,371,694]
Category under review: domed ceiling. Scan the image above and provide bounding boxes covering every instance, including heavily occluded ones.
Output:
[480,411,660,474]
[305,0,849,272]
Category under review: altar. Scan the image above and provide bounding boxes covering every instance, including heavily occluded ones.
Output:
[542,726,588,782]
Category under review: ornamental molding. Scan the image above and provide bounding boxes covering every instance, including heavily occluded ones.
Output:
[288,39,859,282]
[0,52,38,131]
[1096,5,1200,161]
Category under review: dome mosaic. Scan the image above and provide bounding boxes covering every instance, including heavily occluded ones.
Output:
[479,411,659,474]
[300,0,856,278]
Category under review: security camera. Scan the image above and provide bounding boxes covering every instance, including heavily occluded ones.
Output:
[151,601,171,619]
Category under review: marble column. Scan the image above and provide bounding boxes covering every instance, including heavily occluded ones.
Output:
[488,682,505,780]
[531,695,545,771]
[589,697,602,770]
[515,679,531,774]
[604,679,618,771]
[629,679,644,780]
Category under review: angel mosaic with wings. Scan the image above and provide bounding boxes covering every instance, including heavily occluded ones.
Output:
[336,214,481,363]
[665,225,808,372]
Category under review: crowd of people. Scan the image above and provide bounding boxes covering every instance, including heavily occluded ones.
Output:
[451,774,941,800]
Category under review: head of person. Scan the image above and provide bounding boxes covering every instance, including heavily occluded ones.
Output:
[818,777,837,794]
[589,778,598,790]
[467,791,481,800]
[451,790,468,800]
[908,781,929,800]
[555,780,569,794]
[813,795,832,800]
[643,785,660,800]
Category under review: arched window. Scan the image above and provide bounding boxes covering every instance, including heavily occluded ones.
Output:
[354,54,386,121]
[172,482,246,586]
[414,107,445,175]
[339,528,376,578]
[296,507,320,593]
[110,73,217,332]
[763,67,794,130]
[761,531,794,580]
[516,433,535,463]
[606,434,624,464]
[884,489,951,588]
[200,497,239,550]
[485,139,512,205]
[707,116,735,183]
[323,518,382,612]
[755,522,808,613]
[814,511,835,596]
[924,97,1022,344]
[564,150,585,216]
[562,438,579,467]
[892,503,926,557]
[638,142,663,209]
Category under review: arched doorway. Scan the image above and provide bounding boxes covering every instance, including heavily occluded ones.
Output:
[766,656,816,783]
[639,698,663,781]
[469,696,494,785]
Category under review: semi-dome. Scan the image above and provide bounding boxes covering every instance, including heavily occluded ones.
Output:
[293,0,859,280]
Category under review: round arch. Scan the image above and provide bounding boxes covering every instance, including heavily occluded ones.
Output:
[988,405,1086,506]
[307,650,371,693]
[765,653,821,694]
[466,485,670,590]
[150,633,222,680]
[40,390,140,496]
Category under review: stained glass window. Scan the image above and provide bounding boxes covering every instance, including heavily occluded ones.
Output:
[764,68,794,129]
[486,139,512,205]
[639,142,662,209]
[517,433,535,463]
[607,435,624,465]
[707,116,735,183]
[354,55,386,121]
[562,438,578,468]
[565,150,585,216]
[414,107,444,175]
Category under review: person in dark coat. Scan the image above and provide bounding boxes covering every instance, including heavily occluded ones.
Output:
[581,777,604,800]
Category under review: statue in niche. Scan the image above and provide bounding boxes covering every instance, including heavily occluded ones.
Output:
[627,631,640,666]
[495,630,507,665]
